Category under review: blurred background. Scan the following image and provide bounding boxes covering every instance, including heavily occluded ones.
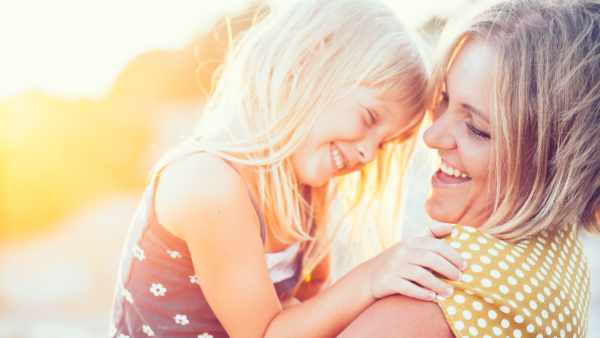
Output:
[0,1,597,337]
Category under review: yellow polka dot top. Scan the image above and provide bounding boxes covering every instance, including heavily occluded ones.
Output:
[437,224,591,338]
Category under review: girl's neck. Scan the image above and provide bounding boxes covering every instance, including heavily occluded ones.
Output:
[230,162,313,250]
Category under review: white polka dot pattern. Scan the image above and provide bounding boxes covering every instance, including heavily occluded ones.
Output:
[437,224,590,338]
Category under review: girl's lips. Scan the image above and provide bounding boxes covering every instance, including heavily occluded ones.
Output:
[432,169,472,187]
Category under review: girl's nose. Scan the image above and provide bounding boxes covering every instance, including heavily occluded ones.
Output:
[356,143,376,164]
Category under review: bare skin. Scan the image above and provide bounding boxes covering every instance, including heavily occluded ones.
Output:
[154,153,464,338]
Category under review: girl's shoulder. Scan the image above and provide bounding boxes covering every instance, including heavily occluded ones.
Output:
[154,153,259,239]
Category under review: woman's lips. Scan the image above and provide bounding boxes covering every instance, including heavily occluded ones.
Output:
[432,169,472,186]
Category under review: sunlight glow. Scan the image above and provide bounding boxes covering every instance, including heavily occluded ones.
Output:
[0,0,466,99]
[0,0,249,99]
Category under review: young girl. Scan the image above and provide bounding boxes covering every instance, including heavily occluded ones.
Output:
[110,1,466,337]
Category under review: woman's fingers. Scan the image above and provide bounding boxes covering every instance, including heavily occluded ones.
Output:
[402,265,454,298]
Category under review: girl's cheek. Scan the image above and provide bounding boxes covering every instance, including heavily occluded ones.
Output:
[340,116,369,140]
[317,111,367,143]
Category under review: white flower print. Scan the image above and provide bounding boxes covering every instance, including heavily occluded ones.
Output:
[197,333,214,338]
[109,325,117,337]
[189,275,199,284]
[121,287,134,304]
[149,283,167,297]
[142,324,155,337]
[132,245,146,261]
[174,314,190,326]
[166,249,182,259]
[118,334,130,338]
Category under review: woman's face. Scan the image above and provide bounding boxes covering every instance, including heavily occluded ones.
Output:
[292,85,417,187]
[424,40,498,227]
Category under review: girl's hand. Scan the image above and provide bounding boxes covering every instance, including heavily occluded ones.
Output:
[368,223,465,301]
[281,297,301,309]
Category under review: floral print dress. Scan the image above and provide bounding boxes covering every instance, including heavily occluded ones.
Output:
[109,175,304,338]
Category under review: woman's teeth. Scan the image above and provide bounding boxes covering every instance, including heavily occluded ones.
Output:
[440,162,470,179]
[331,145,345,170]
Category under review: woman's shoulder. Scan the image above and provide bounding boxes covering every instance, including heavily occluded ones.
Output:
[338,295,453,338]
[438,224,590,337]
[154,153,257,237]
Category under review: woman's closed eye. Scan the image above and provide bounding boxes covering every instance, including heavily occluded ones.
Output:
[465,120,491,140]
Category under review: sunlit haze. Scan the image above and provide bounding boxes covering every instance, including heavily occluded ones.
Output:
[0,0,464,99]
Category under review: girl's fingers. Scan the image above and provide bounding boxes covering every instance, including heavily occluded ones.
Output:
[391,278,437,302]
[402,265,453,298]
[428,223,454,238]
[408,250,462,281]
[411,237,466,271]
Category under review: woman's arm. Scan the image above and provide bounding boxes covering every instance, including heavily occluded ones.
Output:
[338,295,454,338]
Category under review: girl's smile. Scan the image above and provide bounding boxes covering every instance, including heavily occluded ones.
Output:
[293,85,420,187]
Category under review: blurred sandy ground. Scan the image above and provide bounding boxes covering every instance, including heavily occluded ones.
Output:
[0,2,598,338]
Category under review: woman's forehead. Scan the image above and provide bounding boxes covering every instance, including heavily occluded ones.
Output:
[446,40,497,119]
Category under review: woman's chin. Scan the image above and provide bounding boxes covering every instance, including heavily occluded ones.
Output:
[425,197,461,224]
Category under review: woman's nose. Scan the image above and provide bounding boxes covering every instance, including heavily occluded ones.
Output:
[423,113,456,150]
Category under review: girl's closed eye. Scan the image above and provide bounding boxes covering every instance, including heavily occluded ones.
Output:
[362,107,377,127]
[433,91,449,119]
[439,91,449,107]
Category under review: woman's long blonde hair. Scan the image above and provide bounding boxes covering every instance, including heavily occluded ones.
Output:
[429,0,600,241]
[151,0,429,274]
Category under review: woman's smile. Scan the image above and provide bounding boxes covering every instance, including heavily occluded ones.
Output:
[432,159,472,186]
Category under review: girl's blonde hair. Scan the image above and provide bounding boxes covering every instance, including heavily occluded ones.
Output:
[429,0,600,241]
[153,0,429,273]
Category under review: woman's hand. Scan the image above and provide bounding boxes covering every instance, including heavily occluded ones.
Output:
[367,223,465,301]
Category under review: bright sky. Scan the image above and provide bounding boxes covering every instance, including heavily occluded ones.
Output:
[0,0,464,99]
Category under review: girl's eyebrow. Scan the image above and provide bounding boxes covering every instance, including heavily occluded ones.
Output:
[382,112,422,143]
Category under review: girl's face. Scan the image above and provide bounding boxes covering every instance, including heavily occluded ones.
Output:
[291,85,417,187]
[423,40,498,227]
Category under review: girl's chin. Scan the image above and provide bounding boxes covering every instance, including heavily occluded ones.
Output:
[297,173,331,188]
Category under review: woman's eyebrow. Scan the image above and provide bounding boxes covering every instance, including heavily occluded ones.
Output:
[461,102,489,123]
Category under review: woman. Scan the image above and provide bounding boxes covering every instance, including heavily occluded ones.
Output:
[339,0,598,337]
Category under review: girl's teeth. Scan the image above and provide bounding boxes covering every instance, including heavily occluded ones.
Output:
[332,146,344,170]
